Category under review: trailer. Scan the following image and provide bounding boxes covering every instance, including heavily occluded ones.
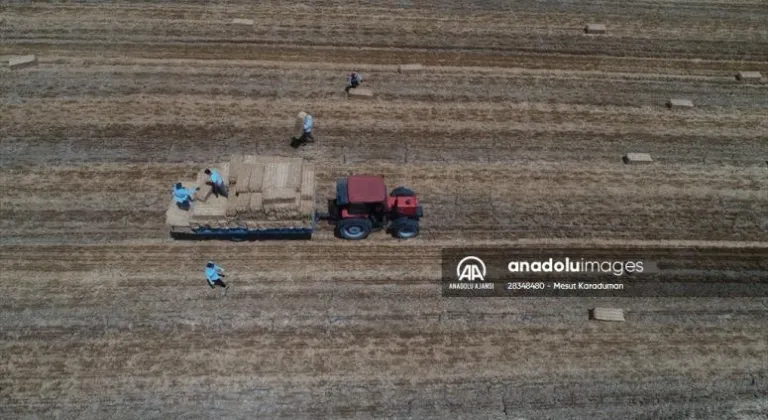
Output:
[166,155,423,241]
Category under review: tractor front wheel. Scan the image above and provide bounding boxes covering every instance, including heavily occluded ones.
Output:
[391,217,420,239]
[336,218,373,240]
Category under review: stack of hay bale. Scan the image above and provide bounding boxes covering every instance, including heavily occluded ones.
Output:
[166,155,315,232]
[223,155,315,228]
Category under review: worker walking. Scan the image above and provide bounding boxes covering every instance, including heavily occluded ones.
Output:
[291,112,314,148]
[173,183,198,210]
[204,168,228,198]
[345,72,363,93]
[205,261,229,295]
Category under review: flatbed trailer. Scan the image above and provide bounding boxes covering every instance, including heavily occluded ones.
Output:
[166,155,316,240]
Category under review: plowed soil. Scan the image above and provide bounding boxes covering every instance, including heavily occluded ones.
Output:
[1,1,767,419]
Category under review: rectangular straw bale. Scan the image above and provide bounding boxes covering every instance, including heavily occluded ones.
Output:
[236,192,251,213]
[622,153,653,164]
[196,183,213,202]
[299,200,314,216]
[736,71,761,82]
[232,18,254,25]
[225,196,239,217]
[584,24,606,34]
[300,164,315,200]
[235,166,252,194]
[263,188,299,204]
[229,155,244,184]
[284,158,304,190]
[249,193,263,212]
[9,55,37,69]
[247,163,266,192]
[243,155,264,164]
[261,161,280,191]
[589,308,625,322]
[667,98,694,108]
[347,88,374,99]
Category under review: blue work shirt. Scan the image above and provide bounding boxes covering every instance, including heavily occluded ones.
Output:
[303,115,313,133]
[209,169,223,186]
[173,186,196,203]
[205,264,223,282]
[349,73,362,84]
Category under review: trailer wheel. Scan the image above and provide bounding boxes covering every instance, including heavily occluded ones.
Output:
[391,217,420,239]
[337,218,373,240]
[390,186,415,197]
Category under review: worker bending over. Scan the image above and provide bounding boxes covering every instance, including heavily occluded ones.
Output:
[173,183,198,210]
[291,112,314,148]
[204,168,228,198]
[205,261,229,291]
[345,72,363,93]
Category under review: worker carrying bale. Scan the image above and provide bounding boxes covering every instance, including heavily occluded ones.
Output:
[291,111,314,148]
[173,183,199,210]
[205,261,229,293]
[204,168,228,198]
[345,72,363,93]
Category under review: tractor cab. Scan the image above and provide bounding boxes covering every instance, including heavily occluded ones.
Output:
[322,175,424,240]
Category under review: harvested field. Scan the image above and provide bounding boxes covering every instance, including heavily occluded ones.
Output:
[1,1,767,419]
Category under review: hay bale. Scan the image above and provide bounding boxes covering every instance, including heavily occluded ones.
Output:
[667,98,694,108]
[300,164,315,201]
[9,55,37,70]
[232,18,254,25]
[225,192,246,217]
[299,200,314,216]
[261,161,281,191]
[229,156,244,184]
[166,200,191,227]
[622,153,653,164]
[589,308,625,322]
[170,225,194,234]
[196,183,213,202]
[263,187,299,204]
[191,202,228,221]
[235,192,251,213]
[347,87,374,100]
[735,71,762,82]
[398,64,424,73]
[584,24,606,34]
[235,166,252,194]
[248,163,266,192]
[243,155,268,164]
[285,158,304,190]
[249,193,263,212]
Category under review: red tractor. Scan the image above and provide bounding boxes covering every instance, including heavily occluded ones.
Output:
[317,175,424,240]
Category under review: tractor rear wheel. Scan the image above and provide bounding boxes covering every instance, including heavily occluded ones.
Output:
[336,218,373,240]
[391,217,420,239]
[390,186,415,197]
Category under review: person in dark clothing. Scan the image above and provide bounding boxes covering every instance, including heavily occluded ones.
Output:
[345,72,363,93]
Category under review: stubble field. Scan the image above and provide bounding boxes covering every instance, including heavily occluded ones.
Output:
[1,1,767,419]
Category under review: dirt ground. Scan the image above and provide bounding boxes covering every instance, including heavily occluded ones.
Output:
[1,1,767,419]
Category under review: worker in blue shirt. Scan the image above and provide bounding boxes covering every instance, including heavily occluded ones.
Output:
[205,261,228,290]
[345,72,362,93]
[173,183,198,210]
[291,112,314,148]
[204,168,228,198]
